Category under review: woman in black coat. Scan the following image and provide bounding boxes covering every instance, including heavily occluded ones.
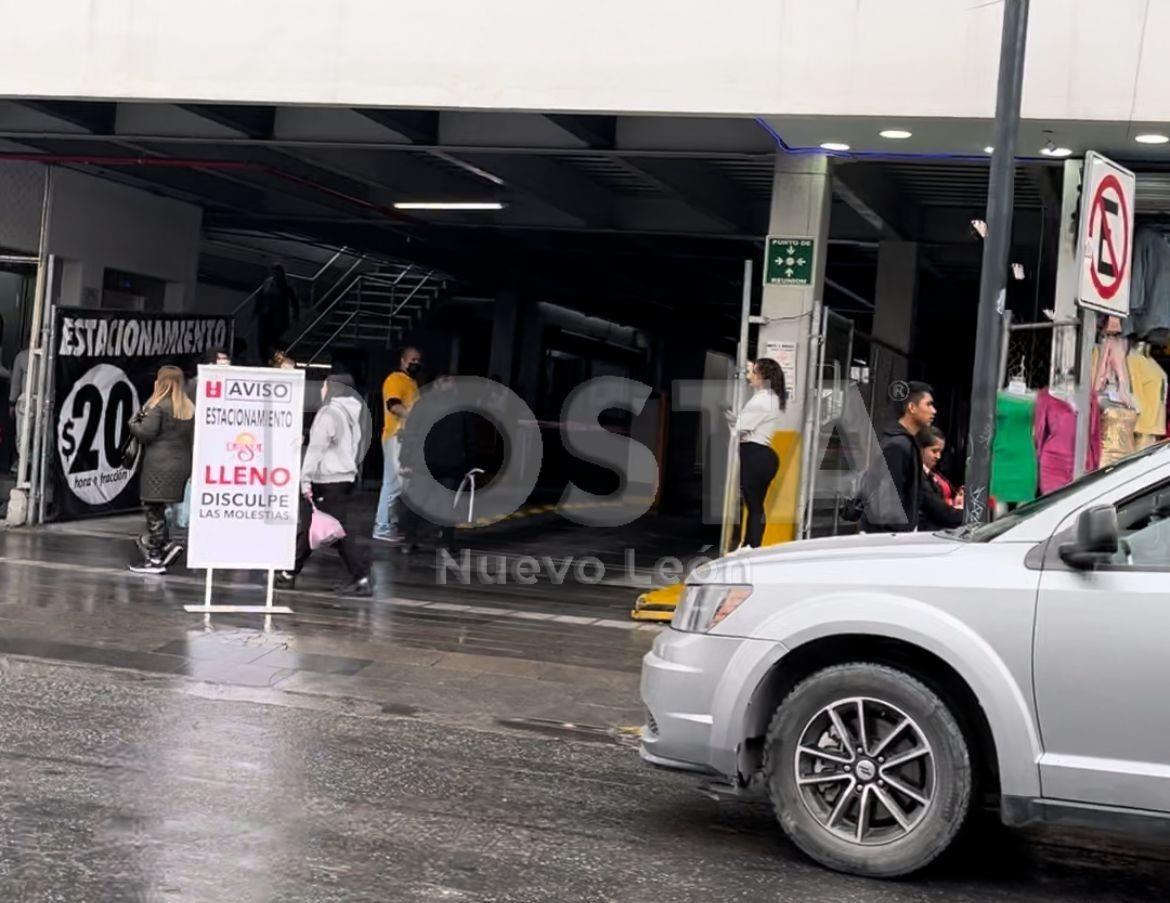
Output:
[127,365,194,574]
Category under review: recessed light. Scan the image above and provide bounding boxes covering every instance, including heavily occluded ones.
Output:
[1040,144,1073,158]
[879,129,912,140]
[971,219,988,239]
[1012,262,1026,280]
[1135,133,1170,145]
[393,202,505,211]
[984,146,995,154]
[820,142,851,152]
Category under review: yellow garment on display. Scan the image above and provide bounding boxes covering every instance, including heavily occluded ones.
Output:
[381,370,419,441]
[1127,353,1168,437]
[1099,406,1138,466]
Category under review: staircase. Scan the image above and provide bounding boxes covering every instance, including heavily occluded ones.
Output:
[283,263,445,362]
[233,248,447,363]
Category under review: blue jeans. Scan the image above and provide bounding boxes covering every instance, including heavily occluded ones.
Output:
[374,435,402,534]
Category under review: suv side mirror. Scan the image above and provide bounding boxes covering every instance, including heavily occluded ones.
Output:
[1059,505,1120,570]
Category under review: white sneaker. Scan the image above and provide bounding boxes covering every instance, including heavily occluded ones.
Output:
[128,559,166,575]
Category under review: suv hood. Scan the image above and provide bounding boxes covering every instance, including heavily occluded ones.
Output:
[704,531,960,576]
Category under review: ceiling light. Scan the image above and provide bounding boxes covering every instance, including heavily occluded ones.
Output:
[971,218,988,239]
[393,202,505,211]
[1040,141,1072,158]
[879,129,912,140]
[1012,262,1026,280]
[984,146,995,154]
[820,142,851,152]
[1135,133,1170,145]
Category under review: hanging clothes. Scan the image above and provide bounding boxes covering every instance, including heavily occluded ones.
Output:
[991,391,1038,503]
[1127,351,1168,439]
[1127,229,1170,341]
[1093,335,1134,407]
[1099,405,1139,467]
[1033,388,1101,494]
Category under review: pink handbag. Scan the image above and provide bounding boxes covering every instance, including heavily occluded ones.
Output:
[308,503,346,549]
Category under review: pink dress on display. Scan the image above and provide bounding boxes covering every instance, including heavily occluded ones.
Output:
[1033,388,1100,495]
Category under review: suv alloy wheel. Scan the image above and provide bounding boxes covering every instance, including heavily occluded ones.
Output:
[763,663,973,877]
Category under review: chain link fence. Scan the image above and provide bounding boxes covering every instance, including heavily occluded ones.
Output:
[0,161,47,256]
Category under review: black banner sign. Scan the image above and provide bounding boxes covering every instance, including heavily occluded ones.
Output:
[52,308,232,519]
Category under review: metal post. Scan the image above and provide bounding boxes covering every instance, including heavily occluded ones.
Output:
[801,306,829,539]
[964,0,1030,524]
[795,300,823,540]
[720,260,753,554]
[265,569,275,609]
[996,310,1014,392]
[1072,310,1096,479]
[16,168,53,496]
[32,256,58,524]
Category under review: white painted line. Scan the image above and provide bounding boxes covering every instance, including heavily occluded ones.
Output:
[593,619,640,630]
[183,605,295,614]
[0,556,650,633]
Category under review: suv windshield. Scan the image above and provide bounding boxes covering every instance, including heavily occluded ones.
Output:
[948,443,1166,542]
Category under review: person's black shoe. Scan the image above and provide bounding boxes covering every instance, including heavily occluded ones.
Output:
[335,576,372,597]
[128,558,166,575]
[274,571,296,590]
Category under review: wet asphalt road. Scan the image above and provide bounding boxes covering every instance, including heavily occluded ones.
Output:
[2,656,1169,903]
[1,519,1169,901]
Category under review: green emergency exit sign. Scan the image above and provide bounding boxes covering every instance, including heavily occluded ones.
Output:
[765,237,815,286]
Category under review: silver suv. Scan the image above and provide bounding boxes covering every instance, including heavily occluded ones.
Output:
[641,443,1170,877]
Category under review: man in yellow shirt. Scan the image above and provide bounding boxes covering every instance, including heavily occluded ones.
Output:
[373,347,422,541]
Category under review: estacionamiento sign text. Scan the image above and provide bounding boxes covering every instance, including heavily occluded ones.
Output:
[58,315,230,358]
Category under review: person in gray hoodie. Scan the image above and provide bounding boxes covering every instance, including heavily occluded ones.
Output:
[278,372,373,595]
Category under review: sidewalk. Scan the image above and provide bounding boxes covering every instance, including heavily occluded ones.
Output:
[0,521,658,734]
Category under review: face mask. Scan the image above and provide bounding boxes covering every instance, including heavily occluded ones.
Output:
[405,362,421,378]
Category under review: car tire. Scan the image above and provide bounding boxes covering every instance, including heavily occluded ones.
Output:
[763,662,972,878]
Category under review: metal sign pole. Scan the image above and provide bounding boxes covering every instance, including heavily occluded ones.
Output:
[964,0,1030,524]
[720,260,753,554]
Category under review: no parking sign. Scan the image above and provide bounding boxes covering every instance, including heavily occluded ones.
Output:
[1077,151,1136,317]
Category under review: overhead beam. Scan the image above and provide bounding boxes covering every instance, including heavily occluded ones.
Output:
[618,156,762,233]
[353,109,439,144]
[178,104,276,140]
[544,114,616,149]
[10,100,116,134]
[831,168,905,240]
[449,152,613,227]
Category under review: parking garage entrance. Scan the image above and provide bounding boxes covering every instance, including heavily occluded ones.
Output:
[0,100,1068,571]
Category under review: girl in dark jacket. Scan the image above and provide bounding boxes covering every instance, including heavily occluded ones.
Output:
[128,365,194,574]
[917,426,965,532]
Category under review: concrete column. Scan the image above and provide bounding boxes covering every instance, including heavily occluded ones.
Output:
[513,297,542,409]
[488,292,518,384]
[163,281,187,313]
[757,153,832,544]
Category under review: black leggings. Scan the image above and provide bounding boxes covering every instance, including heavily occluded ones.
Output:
[740,442,779,548]
[294,481,369,579]
[142,502,170,558]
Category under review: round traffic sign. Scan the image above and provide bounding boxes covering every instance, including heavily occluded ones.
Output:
[1087,173,1130,301]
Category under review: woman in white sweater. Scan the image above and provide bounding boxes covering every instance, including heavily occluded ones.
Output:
[730,358,786,547]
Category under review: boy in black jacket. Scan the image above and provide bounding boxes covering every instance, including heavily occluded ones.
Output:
[860,381,936,533]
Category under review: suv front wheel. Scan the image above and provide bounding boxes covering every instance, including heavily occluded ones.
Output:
[763,662,972,877]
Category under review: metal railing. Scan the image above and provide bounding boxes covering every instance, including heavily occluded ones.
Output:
[302,269,435,364]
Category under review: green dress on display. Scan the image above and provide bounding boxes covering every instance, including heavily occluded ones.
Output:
[990,390,1037,503]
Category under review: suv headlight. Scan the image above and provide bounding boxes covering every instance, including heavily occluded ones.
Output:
[672,583,752,632]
